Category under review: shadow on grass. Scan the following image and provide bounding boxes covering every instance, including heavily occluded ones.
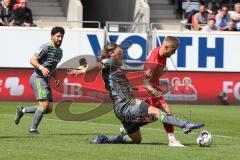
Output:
[141,142,167,145]
[51,133,98,136]
[0,135,40,139]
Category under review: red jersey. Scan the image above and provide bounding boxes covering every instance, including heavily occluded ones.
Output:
[143,47,167,105]
[181,86,196,95]
[144,47,166,87]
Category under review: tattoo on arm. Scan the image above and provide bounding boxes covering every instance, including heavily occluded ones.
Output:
[143,69,159,95]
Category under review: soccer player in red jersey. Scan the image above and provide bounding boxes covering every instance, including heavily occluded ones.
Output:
[143,36,184,147]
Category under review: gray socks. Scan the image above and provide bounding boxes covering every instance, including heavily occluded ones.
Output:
[22,106,37,113]
[31,108,44,130]
[108,135,131,144]
[161,113,187,128]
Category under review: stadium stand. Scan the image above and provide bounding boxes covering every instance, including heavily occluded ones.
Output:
[149,0,181,30]
[27,0,82,28]
[29,0,65,27]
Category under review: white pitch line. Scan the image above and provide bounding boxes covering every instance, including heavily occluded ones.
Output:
[2,114,240,140]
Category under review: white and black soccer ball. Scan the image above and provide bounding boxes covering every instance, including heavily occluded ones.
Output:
[196,130,213,147]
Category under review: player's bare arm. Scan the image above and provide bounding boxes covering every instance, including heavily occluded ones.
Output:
[68,62,104,77]
[30,55,49,77]
[143,69,163,97]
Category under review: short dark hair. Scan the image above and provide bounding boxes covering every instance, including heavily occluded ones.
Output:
[51,26,65,36]
[79,58,87,65]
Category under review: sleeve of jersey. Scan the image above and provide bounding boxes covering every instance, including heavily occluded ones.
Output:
[144,50,157,71]
[143,51,156,81]
[34,44,48,59]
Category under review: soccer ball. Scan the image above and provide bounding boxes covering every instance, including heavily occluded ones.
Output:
[196,130,212,147]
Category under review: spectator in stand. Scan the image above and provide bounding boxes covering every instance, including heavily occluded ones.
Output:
[206,0,221,16]
[14,0,35,27]
[201,18,218,31]
[215,5,232,30]
[176,0,183,19]
[192,23,202,30]
[192,4,212,30]
[77,58,88,70]
[10,0,17,8]
[182,0,204,28]
[230,3,240,30]
[222,0,239,11]
[223,20,238,31]
[0,0,14,26]
[12,0,21,10]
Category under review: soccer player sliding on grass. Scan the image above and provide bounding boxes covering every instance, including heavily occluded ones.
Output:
[68,43,204,144]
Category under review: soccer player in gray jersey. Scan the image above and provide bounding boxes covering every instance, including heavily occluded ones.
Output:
[69,43,204,144]
[15,26,65,135]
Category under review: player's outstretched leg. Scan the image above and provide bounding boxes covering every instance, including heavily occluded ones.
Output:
[182,122,205,134]
[89,134,134,144]
[160,112,204,134]
[149,106,204,134]
[15,105,38,125]
[90,129,142,144]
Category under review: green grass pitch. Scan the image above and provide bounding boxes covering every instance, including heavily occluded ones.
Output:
[0,102,240,160]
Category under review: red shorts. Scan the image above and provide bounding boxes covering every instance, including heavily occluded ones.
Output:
[145,96,166,108]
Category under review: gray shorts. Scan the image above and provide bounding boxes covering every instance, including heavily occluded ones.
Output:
[115,99,151,134]
[30,73,53,102]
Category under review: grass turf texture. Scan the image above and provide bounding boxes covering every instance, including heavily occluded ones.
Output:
[0,102,240,160]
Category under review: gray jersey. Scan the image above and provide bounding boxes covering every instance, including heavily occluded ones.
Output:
[34,42,63,78]
[101,58,133,110]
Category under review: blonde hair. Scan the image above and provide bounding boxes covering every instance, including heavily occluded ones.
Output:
[99,43,121,59]
[164,36,180,48]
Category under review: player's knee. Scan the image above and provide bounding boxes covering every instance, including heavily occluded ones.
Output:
[148,106,161,117]
[38,101,52,114]
[131,136,142,144]
[167,111,173,116]
[45,107,53,114]
[133,137,142,144]
[39,100,49,108]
